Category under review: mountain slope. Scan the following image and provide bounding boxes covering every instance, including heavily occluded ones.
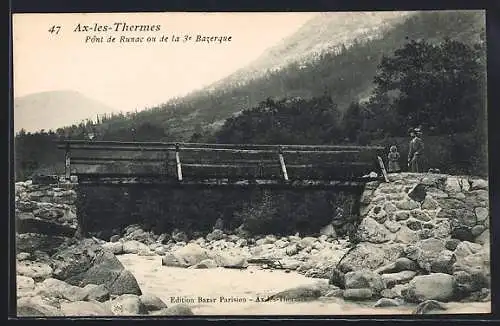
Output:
[70,10,486,141]
[14,90,117,133]
[208,11,412,90]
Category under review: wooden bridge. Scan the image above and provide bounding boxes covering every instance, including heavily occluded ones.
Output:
[56,140,389,189]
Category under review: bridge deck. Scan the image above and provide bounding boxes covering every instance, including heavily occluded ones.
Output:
[57,140,389,186]
[75,174,381,188]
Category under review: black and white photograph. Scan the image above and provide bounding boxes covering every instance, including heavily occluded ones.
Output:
[12,10,490,317]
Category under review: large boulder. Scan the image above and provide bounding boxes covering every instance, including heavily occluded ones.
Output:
[122,240,150,254]
[437,208,477,241]
[343,288,373,300]
[108,294,148,315]
[169,243,209,267]
[265,284,323,302]
[35,278,88,302]
[17,261,53,282]
[404,238,452,273]
[211,250,249,268]
[17,275,35,298]
[337,243,404,273]
[381,271,417,288]
[102,242,124,255]
[402,273,457,303]
[123,228,157,245]
[107,269,142,296]
[413,299,447,314]
[190,259,218,269]
[82,284,110,302]
[452,242,490,291]
[344,269,385,296]
[162,254,189,268]
[50,238,142,296]
[17,296,62,317]
[206,229,224,242]
[375,257,419,274]
[453,271,485,295]
[374,298,404,307]
[140,293,168,312]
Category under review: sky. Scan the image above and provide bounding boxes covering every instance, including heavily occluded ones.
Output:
[13,12,316,112]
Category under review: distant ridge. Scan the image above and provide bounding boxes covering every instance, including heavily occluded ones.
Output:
[207,11,412,90]
[14,90,117,133]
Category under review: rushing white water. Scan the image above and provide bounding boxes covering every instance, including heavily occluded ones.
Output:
[117,254,491,316]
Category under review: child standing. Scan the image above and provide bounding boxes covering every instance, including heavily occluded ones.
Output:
[387,145,401,173]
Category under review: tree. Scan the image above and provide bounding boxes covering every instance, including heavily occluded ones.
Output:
[215,95,343,145]
[371,39,485,135]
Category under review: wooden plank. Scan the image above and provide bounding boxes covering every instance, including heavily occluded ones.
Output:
[76,175,376,188]
[278,151,289,181]
[175,144,183,181]
[282,150,361,154]
[64,144,71,180]
[181,142,385,151]
[59,145,370,155]
[71,157,166,162]
[182,163,281,168]
[57,145,174,152]
[56,140,385,151]
[377,156,390,182]
[285,162,374,168]
[56,140,176,147]
[178,147,363,154]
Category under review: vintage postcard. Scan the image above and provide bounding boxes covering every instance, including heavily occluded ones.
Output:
[12,11,490,317]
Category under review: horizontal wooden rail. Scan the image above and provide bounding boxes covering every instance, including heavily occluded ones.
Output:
[57,145,174,152]
[182,163,280,168]
[57,145,374,155]
[55,140,385,151]
[70,161,374,168]
[71,157,166,163]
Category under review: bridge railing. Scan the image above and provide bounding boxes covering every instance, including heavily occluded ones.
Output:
[56,140,388,183]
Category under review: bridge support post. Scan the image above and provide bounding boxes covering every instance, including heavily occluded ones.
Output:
[175,143,183,181]
[377,156,390,182]
[64,142,71,180]
[278,147,289,181]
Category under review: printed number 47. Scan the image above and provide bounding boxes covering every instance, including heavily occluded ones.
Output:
[48,25,61,35]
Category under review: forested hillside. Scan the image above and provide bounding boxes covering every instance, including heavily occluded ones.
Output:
[14,10,487,180]
[95,10,485,140]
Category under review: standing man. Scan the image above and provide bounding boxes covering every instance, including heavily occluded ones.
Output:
[408,127,424,173]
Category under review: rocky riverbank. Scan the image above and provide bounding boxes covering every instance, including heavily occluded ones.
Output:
[14,172,491,316]
[118,254,491,315]
[16,234,194,316]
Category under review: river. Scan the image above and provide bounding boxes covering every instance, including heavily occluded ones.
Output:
[117,254,491,316]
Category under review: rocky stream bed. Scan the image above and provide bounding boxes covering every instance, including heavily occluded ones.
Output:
[14,172,491,316]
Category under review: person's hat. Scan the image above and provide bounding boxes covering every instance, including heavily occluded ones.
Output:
[414,127,421,132]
